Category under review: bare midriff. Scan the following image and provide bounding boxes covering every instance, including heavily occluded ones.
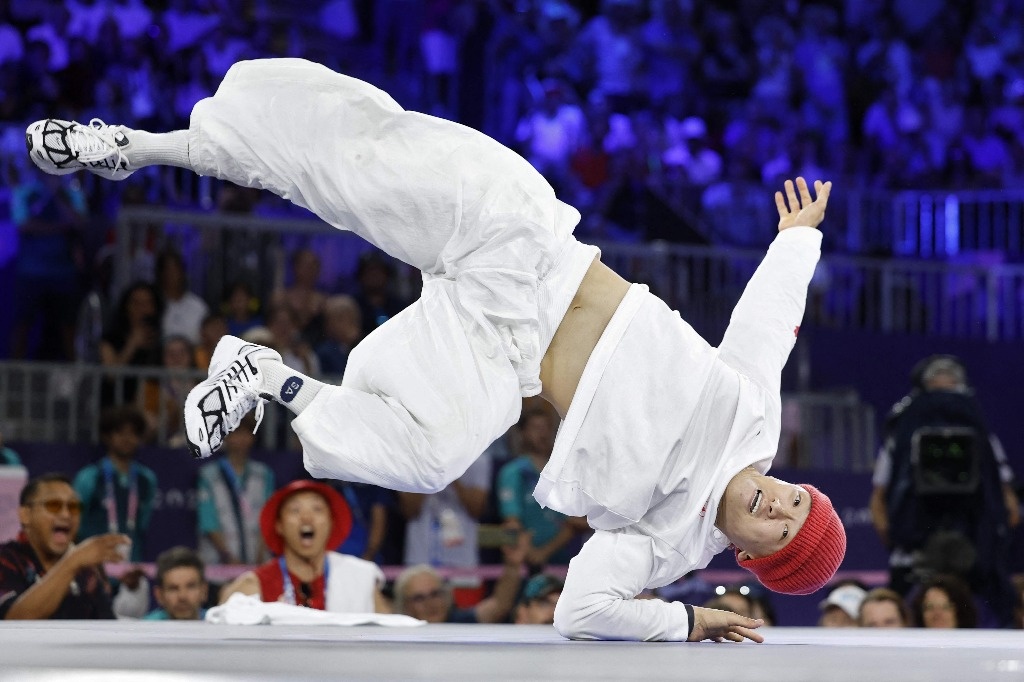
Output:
[539,255,631,418]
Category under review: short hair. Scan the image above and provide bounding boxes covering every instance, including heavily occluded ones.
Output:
[518,404,557,430]
[393,564,449,615]
[323,294,361,320]
[858,587,910,626]
[154,546,206,588]
[99,405,147,438]
[20,473,74,506]
[910,574,978,628]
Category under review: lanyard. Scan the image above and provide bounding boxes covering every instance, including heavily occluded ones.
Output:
[278,555,329,608]
[218,459,251,561]
[102,458,138,536]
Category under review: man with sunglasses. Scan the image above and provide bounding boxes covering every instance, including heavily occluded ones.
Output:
[0,473,129,619]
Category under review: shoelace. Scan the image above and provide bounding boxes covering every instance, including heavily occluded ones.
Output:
[224,375,266,434]
[67,118,127,169]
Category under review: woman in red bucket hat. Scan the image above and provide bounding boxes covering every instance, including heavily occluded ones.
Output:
[219,480,390,613]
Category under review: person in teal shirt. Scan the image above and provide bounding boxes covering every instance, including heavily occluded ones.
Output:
[196,413,276,566]
[73,406,158,563]
[0,428,21,465]
[497,406,589,568]
[144,546,209,621]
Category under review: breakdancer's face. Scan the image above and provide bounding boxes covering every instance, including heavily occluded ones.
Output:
[717,468,811,559]
[275,491,333,560]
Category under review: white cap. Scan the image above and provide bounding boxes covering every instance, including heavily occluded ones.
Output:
[818,584,867,620]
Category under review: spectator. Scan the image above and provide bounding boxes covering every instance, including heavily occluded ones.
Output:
[0,473,127,619]
[858,587,909,628]
[265,303,320,378]
[818,582,867,627]
[223,281,264,339]
[315,294,362,377]
[333,481,391,564]
[869,355,1018,625]
[157,249,209,345]
[514,77,585,190]
[196,414,275,566]
[353,251,407,337]
[100,281,163,405]
[195,313,228,371]
[398,452,491,571]
[219,480,389,613]
[497,405,585,569]
[73,406,157,563]
[910,574,978,629]
[394,530,528,624]
[513,573,563,625]
[9,171,86,361]
[0,429,21,466]
[564,0,648,113]
[144,546,209,621]
[270,247,327,344]
[142,334,197,446]
[662,116,723,188]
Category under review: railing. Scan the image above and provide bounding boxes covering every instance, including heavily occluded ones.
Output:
[0,362,876,472]
[0,362,291,450]
[115,206,1024,343]
[594,239,1024,342]
[844,188,1024,258]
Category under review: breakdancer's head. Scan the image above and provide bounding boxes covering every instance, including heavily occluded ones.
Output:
[716,467,846,595]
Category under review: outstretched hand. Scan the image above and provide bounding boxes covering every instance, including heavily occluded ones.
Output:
[775,177,831,231]
[688,606,765,643]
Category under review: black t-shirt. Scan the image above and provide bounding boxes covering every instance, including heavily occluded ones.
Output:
[0,537,115,620]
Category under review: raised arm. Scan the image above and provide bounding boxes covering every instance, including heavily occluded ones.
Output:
[717,178,831,396]
[554,530,763,642]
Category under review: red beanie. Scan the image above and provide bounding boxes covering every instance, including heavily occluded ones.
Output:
[736,484,846,595]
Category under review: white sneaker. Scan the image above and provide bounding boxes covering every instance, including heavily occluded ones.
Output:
[183,335,282,459]
[26,118,135,180]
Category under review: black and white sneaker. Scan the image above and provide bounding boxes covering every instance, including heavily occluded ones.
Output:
[26,118,135,180]
[183,335,282,459]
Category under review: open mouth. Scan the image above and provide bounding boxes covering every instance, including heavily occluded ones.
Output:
[299,526,315,543]
[749,490,763,515]
[52,524,72,543]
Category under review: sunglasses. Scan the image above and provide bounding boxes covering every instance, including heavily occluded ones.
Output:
[29,499,83,516]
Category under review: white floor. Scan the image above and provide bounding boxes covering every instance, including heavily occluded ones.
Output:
[1,621,1021,681]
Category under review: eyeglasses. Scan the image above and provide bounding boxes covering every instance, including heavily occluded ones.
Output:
[923,601,955,612]
[28,499,82,516]
[406,589,444,605]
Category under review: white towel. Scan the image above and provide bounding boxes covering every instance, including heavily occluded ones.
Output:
[205,593,425,627]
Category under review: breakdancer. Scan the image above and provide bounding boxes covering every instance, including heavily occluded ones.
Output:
[28,58,845,642]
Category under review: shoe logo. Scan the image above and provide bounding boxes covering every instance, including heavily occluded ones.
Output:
[114,131,129,147]
[280,377,303,403]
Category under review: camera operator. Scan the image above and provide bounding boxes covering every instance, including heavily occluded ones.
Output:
[869,355,1019,626]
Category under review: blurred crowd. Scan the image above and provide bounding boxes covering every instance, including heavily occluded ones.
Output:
[3,1,1024,237]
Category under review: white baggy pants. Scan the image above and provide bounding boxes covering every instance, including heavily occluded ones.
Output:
[188,59,597,492]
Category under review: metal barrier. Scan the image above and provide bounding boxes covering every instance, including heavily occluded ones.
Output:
[0,362,291,451]
[844,188,1024,258]
[115,205,1024,342]
[0,361,876,472]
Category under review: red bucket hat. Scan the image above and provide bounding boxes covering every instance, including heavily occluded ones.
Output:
[259,480,353,557]
[736,484,846,595]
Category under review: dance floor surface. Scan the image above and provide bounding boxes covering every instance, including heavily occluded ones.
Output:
[1,621,1021,681]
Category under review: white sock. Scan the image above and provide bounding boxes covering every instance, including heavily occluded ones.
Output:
[126,129,192,169]
[257,359,325,415]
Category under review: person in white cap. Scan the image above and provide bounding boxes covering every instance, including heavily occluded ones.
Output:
[26,57,845,642]
[818,582,868,627]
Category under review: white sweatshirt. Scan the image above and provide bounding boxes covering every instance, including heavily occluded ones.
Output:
[535,227,823,640]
